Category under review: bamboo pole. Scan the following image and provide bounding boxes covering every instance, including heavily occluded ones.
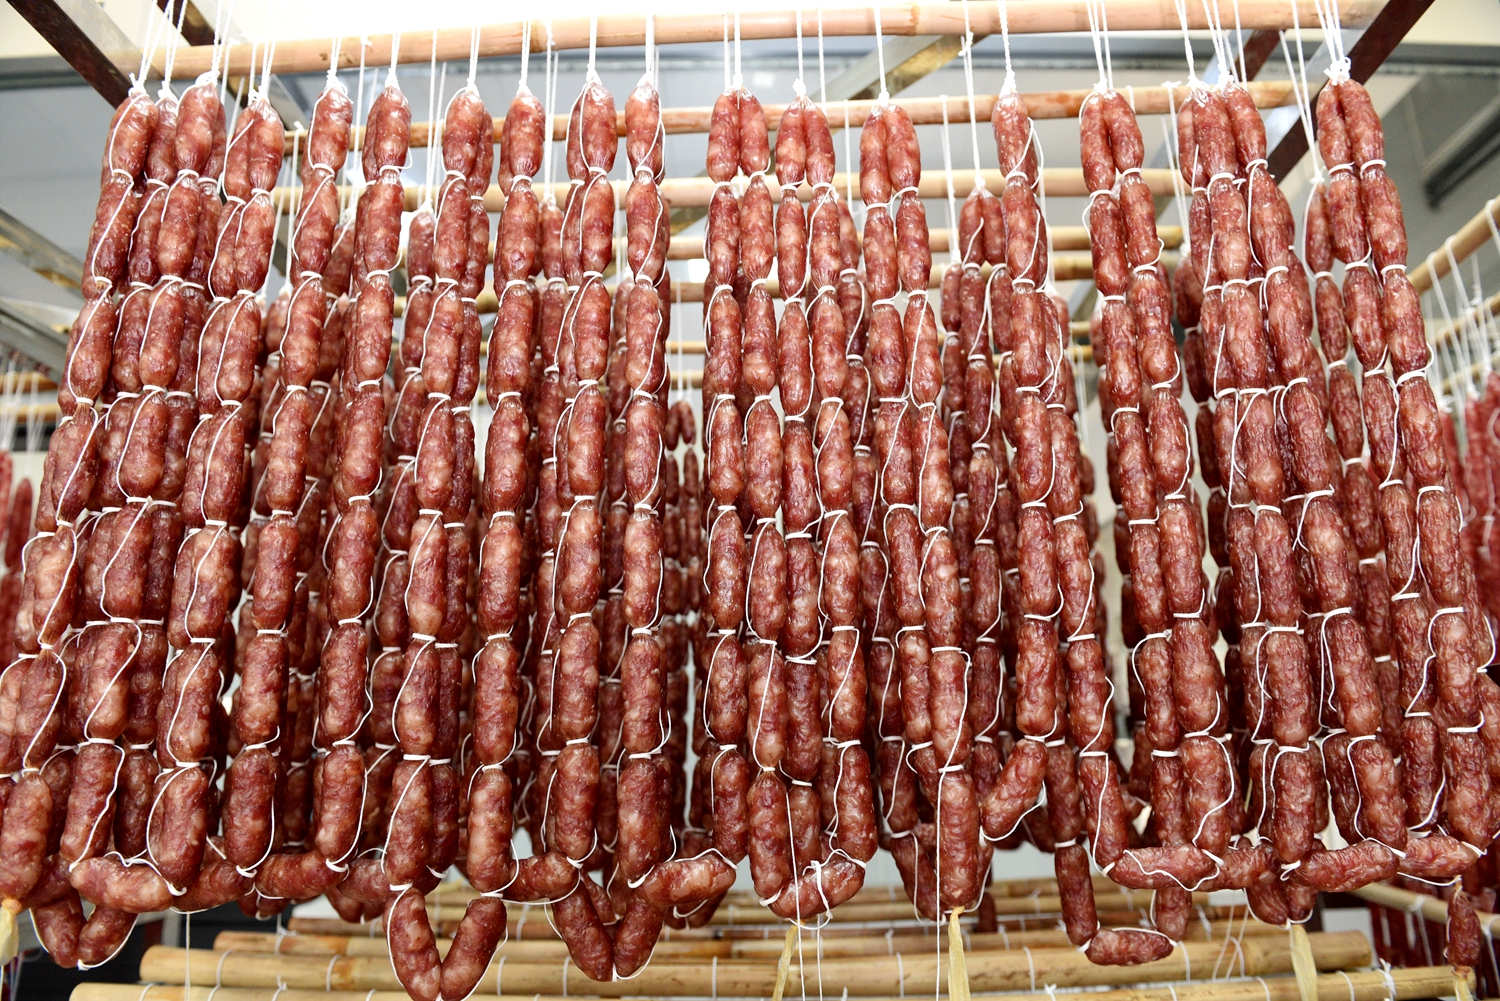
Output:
[1434,289,1500,395]
[1352,882,1500,932]
[162,0,1382,77]
[137,932,1371,996]
[1408,194,1500,294]
[395,255,1173,317]
[214,919,1281,962]
[67,967,1468,1001]
[584,225,1181,261]
[286,905,1219,940]
[291,85,1294,154]
[286,876,1122,915]
[270,169,1177,215]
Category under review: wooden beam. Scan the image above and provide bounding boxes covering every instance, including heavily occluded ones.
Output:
[273,168,1178,215]
[137,932,1371,995]
[6,0,136,105]
[294,83,1296,155]
[1267,0,1439,181]
[1241,28,1283,79]
[162,0,1384,79]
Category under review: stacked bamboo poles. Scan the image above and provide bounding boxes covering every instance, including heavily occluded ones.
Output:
[118,928,1379,997]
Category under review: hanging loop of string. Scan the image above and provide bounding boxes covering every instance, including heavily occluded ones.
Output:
[816,5,828,109]
[793,3,806,95]
[587,15,600,82]
[733,11,744,90]
[1084,0,1114,94]
[961,0,985,184]
[473,23,485,89]
[995,0,1015,95]
[873,6,889,104]
[1171,0,1199,86]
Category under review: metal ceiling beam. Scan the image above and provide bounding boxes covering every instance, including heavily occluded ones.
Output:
[0,208,83,294]
[0,297,70,373]
[819,33,969,104]
[6,0,137,105]
[1267,0,1439,180]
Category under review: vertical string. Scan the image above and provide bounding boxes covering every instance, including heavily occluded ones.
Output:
[587,16,598,81]
[794,3,806,95]
[542,22,558,203]
[734,11,744,90]
[1163,85,1192,238]
[326,33,342,86]
[258,0,281,97]
[995,0,1015,94]
[960,0,983,182]
[161,0,191,91]
[472,23,484,88]
[388,25,401,83]
[424,30,440,206]
[940,98,960,265]
[723,14,732,92]
[1232,0,1247,81]
[873,6,889,103]
[644,13,656,86]
[1173,0,1198,84]
[843,100,856,211]
[816,6,827,109]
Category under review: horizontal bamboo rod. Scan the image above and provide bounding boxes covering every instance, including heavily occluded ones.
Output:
[270,168,1177,215]
[1351,881,1500,933]
[68,967,1468,1001]
[213,918,1282,962]
[395,254,1175,317]
[388,226,1178,274]
[138,931,1370,995]
[285,904,1220,940]
[1409,193,1500,294]
[293,84,1296,154]
[1434,290,1500,394]
[603,224,1182,261]
[162,0,1381,77]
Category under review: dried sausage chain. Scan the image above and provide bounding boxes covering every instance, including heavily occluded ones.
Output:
[6,4,1500,995]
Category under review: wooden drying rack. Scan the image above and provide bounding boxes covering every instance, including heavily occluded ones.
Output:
[59,875,1466,1001]
[159,1,1382,79]
[282,83,1298,155]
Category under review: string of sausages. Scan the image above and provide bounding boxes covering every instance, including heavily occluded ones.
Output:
[1316,77,1491,958]
[260,68,359,902]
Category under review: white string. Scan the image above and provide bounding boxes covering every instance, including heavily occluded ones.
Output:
[734,11,744,90]
[473,22,485,88]
[161,0,191,90]
[961,0,985,180]
[1172,0,1198,84]
[995,0,1015,94]
[873,7,889,103]
[940,98,960,265]
[587,16,598,79]
[723,14,732,93]
[541,22,558,203]
[794,3,806,94]
[816,6,828,109]
[136,0,170,88]
[1232,0,1247,82]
